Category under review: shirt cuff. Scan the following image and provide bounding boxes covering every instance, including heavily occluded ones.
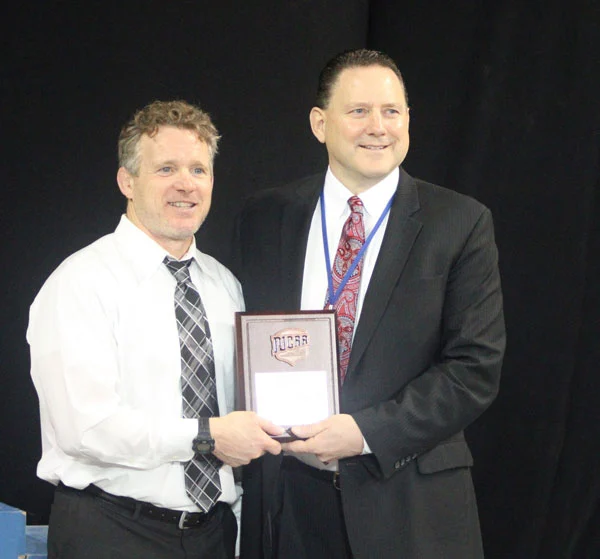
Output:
[361,436,372,455]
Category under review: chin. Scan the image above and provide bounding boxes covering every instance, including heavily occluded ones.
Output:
[172,218,204,235]
[362,168,395,180]
[163,227,197,242]
[358,159,396,175]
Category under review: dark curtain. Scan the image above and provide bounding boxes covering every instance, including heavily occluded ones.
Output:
[368,1,600,557]
[2,1,598,557]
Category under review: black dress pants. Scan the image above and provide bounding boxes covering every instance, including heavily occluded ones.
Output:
[273,457,353,559]
[48,483,237,559]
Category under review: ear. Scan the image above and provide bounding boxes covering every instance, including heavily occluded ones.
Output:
[309,107,327,144]
[117,167,133,200]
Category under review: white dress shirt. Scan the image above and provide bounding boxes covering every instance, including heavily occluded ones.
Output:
[294,167,399,469]
[27,215,244,513]
[301,167,399,320]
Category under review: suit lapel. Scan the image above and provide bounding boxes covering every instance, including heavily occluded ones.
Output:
[279,174,323,309]
[348,169,422,375]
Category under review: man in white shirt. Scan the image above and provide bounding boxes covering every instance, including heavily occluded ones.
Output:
[28,100,284,559]
[236,50,505,558]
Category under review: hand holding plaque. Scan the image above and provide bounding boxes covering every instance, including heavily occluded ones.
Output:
[235,311,340,442]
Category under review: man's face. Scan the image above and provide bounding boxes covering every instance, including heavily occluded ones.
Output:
[117,126,213,258]
[310,65,410,194]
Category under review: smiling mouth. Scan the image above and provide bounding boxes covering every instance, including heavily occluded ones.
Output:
[360,145,389,150]
[169,202,196,208]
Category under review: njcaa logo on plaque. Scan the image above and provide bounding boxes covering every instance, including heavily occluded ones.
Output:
[270,328,309,366]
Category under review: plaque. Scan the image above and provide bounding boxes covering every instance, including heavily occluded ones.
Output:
[235,311,340,442]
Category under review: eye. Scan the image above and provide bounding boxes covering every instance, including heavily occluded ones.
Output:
[158,166,173,175]
[384,108,401,117]
[192,167,207,176]
[350,108,367,115]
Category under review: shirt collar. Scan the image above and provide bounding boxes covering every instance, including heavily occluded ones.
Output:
[323,167,399,220]
[114,215,208,283]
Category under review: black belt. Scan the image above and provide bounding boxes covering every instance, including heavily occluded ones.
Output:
[58,482,220,529]
[281,456,341,490]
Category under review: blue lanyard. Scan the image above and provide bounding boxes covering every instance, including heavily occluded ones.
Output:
[321,190,395,307]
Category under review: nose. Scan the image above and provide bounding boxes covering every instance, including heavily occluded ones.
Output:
[174,169,195,190]
[366,110,385,135]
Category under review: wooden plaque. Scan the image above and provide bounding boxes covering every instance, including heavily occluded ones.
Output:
[235,311,340,442]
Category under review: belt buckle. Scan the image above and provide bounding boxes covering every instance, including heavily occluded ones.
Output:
[333,471,341,491]
[178,511,189,530]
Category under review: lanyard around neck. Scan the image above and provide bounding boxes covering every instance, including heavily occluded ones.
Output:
[321,189,395,307]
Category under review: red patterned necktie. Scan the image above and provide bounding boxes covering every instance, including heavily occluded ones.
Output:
[328,196,365,384]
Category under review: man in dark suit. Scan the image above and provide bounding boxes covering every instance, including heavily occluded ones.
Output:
[235,49,505,558]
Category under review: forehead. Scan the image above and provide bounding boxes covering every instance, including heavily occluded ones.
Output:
[330,65,407,106]
[139,126,208,161]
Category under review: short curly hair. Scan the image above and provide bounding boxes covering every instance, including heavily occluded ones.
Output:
[118,100,220,175]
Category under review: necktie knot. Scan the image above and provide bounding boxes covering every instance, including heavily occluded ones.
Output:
[163,256,193,285]
[348,196,364,215]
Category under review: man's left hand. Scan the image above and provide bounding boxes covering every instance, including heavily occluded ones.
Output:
[281,414,364,462]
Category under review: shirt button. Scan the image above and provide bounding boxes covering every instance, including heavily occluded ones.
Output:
[394,460,401,469]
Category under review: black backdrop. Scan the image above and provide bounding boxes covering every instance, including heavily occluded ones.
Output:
[2,1,599,557]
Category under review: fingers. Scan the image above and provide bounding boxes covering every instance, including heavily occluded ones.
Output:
[210,412,283,466]
[288,421,325,440]
[253,416,285,455]
[255,415,286,437]
[281,415,364,461]
[280,438,334,463]
[263,436,283,456]
[281,439,310,453]
[281,422,326,454]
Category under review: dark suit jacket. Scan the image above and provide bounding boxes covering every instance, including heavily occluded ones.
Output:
[235,168,505,558]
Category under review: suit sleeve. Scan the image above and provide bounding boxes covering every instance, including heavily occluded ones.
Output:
[351,207,505,479]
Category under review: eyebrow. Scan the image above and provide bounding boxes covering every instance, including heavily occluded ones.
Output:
[344,102,406,108]
[154,159,209,168]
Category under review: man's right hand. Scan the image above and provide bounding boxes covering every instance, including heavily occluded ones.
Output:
[209,412,284,467]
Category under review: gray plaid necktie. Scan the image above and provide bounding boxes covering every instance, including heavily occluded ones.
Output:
[164,256,222,512]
